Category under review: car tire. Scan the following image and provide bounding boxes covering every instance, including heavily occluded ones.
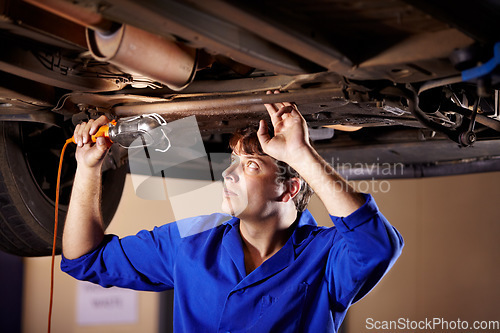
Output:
[0,121,127,257]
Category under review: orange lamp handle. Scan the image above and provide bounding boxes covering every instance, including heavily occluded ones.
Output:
[91,125,110,142]
[70,120,116,147]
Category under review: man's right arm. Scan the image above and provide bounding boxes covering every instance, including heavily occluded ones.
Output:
[62,116,111,259]
[62,116,181,290]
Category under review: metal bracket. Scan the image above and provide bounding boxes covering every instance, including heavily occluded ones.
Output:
[458,97,480,147]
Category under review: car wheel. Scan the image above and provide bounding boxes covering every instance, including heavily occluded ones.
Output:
[0,121,126,257]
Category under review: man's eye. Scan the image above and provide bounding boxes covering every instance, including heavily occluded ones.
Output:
[246,161,259,169]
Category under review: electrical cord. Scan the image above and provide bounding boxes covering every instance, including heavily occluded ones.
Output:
[48,138,73,333]
[47,114,168,331]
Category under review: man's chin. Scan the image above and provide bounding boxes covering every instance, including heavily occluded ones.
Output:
[221,200,243,217]
[221,200,234,216]
[221,193,249,217]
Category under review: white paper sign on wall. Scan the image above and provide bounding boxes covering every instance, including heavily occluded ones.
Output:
[76,281,138,326]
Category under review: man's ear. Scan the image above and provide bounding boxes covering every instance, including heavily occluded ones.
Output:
[281,177,301,203]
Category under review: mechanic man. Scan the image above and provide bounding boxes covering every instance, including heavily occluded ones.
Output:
[61,91,403,332]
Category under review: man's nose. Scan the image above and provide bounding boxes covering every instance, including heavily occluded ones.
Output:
[222,161,239,182]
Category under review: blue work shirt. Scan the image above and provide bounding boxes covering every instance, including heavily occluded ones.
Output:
[61,194,403,332]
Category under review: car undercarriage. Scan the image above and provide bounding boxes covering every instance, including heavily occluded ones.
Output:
[1,0,499,255]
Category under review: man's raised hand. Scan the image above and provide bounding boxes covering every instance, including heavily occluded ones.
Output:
[257,90,312,165]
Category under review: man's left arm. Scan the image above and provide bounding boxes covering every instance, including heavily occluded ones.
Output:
[287,145,365,217]
[258,91,403,305]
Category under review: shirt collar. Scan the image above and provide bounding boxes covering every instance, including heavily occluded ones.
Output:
[223,209,318,249]
[291,209,318,246]
[222,209,317,227]
[297,209,317,227]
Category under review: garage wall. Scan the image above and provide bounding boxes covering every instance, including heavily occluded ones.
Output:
[22,171,500,332]
[344,172,500,333]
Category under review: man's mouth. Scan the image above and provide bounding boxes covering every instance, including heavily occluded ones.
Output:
[223,187,237,197]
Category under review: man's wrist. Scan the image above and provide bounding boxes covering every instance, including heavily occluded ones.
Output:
[286,145,316,169]
[75,164,103,178]
[286,145,322,174]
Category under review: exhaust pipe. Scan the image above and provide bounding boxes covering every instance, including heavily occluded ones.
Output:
[24,0,198,91]
[86,25,198,91]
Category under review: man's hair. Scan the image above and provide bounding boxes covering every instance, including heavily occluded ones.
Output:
[229,125,314,212]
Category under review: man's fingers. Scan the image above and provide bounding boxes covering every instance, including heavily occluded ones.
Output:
[73,115,110,146]
[273,90,285,109]
[264,90,279,113]
[82,119,95,144]
[264,90,301,128]
[90,115,110,135]
[78,136,108,165]
[264,102,278,114]
[257,120,271,148]
[275,105,294,118]
[95,136,109,151]
[264,90,285,111]
[73,123,83,147]
[290,107,306,122]
[264,103,281,127]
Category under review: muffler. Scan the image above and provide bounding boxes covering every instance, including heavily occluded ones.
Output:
[86,24,198,90]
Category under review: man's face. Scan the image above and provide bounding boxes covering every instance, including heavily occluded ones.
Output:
[221,147,285,220]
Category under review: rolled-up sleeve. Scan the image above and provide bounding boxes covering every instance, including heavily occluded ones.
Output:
[326,194,404,309]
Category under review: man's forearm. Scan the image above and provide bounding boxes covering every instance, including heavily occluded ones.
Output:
[62,165,105,259]
[290,146,365,217]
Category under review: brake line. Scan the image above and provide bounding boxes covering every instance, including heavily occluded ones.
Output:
[48,137,73,333]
